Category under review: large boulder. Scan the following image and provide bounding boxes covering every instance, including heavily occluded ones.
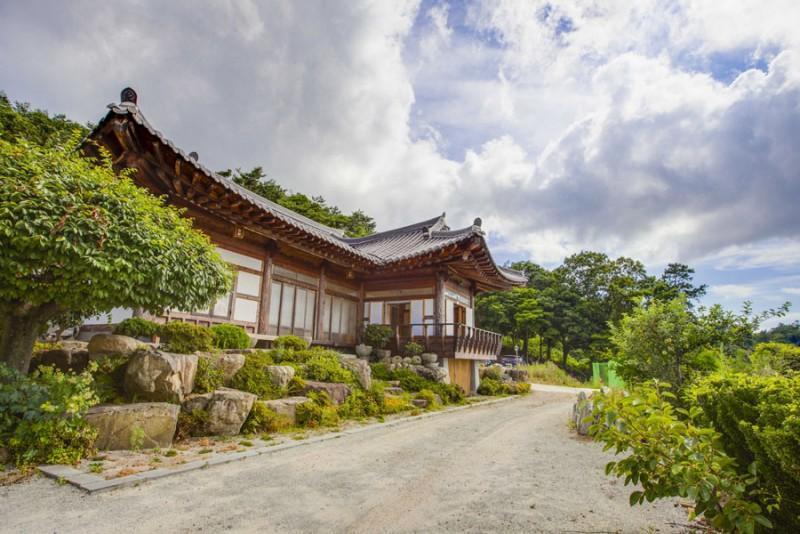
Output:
[266,365,296,389]
[573,391,594,436]
[182,388,256,436]
[88,334,140,357]
[123,350,198,403]
[86,402,179,450]
[197,352,246,385]
[303,380,351,405]
[33,349,90,373]
[337,355,372,390]
[259,397,310,425]
[411,364,449,384]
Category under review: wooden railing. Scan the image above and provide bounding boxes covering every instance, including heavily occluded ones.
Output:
[380,323,502,360]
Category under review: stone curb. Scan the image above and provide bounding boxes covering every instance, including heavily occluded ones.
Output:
[39,395,522,494]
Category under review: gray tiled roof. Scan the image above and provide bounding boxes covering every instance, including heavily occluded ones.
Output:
[92,101,527,285]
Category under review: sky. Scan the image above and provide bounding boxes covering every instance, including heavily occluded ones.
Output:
[1,0,799,327]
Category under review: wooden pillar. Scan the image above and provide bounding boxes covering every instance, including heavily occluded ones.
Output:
[257,243,275,335]
[434,269,447,334]
[357,281,365,342]
[315,262,327,343]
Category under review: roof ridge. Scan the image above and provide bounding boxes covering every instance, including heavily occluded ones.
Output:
[343,213,447,245]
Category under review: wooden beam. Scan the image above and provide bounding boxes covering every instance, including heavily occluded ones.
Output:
[257,243,276,334]
[316,262,327,342]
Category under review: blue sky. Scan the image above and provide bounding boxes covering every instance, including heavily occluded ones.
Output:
[1,1,798,328]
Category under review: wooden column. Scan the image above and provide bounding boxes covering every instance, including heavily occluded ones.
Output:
[434,269,447,335]
[315,262,327,343]
[357,281,365,342]
[257,243,276,334]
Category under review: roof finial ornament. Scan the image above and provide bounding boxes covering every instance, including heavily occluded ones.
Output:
[189,151,199,161]
[120,87,138,105]
[473,217,482,227]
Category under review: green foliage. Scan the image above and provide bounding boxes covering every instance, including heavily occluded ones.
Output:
[589,382,771,533]
[228,351,280,399]
[90,354,129,404]
[129,425,145,451]
[524,362,584,387]
[287,375,306,396]
[241,402,290,434]
[296,392,339,428]
[689,373,800,529]
[402,341,423,358]
[113,317,160,339]
[302,350,356,384]
[175,408,209,440]
[363,324,392,349]
[210,324,251,350]
[415,389,440,409]
[482,366,504,380]
[477,377,531,396]
[370,362,393,380]
[0,92,89,147]
[338,385,385,418]
[393,368,427,392]
[0,130,232,372]
[0,363,98,467]
[756,321,800,346]
[748,342,800,376]
[273,335,309,351]
[159,322,214,354]
[193,357,224,394]
[219,166,376,238]
[386,367,464,404]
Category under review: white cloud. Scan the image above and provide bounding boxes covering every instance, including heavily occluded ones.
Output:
[709,284,757,299]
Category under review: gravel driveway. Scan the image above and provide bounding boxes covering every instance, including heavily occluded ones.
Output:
[1,390,688,533]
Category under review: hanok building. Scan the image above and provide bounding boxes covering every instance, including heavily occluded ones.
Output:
[84,88,527,393]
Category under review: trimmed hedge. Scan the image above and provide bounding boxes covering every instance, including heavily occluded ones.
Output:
[159,322,213,353]
[210,324,251,350]
[113,317,160,339]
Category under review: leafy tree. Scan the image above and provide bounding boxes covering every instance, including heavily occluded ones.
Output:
[219,166,376,237]
[0,136,231,373]
[649,263,707,305]
[0,92,89,147]
[756,321,800,346]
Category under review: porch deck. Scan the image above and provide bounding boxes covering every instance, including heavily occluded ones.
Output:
[382,323,502,360]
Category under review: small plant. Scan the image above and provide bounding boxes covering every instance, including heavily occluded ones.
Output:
[273,335,309,351]
[164,449,178,457]
[150,456,162,464]
[402,341,423,358]
[113,317,160,339]
[210,324,251,350]
[193,356,225,393]
[198,448,213,454]
[363,324,393,350]
[415,389,440,409]
[159,322,214,353]
[90,354,129,404]
[287,375,307,396]
[229,351,281,399]
[239,440,253,447]
[241,402,290,434]
[175,408,210,440]
[129,425,146,451]
[88,462,104,474]
[369,362,393,380]
[303,350,356,384]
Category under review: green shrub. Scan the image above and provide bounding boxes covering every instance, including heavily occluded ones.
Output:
[370,362,393,380]
[0,363,98,466]
[90,354,129,403]
[193,357,224,393]
[159,322,213,353]
[689,373,800,529]
[210,324,251,350]
[338,386,384,418]
[113,317,160,339]
[415,389,440,409]
[296,392,339,428]
[402,341,423,358]
[430,382,465,404]
[524,362,584,388]
[749,342,800,376]
[303,350,356,384]
[477,377,503,396]
[590,381,771,533]
[363,324,392,349]
[287,375,307,396]
[228,351,280,399]
[175,408,209,440]
[382,395,413,414]
[393,368,427,392]
[241,402,290,434]
[273,335,309,351]
[482,366,504,380]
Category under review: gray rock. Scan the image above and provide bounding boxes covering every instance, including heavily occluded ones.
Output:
[34,349,90,373]
[411,364,449,383]
[88,334,140,357]
[573,391,594,436]
[266,365,295,389]
[196,352,246,385]
[412,398,429,408]
[123,350,198,403]
[383,386,404,396]
[86,402,179,450]
[337,355,372,389]
[259,397,310,425]
[182,387,256,436]
[421,353,438,364]
[303,380,352,405]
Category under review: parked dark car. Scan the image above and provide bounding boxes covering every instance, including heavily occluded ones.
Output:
[499,355,523,367]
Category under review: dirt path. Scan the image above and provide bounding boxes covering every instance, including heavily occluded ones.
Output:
[1,391,688,533]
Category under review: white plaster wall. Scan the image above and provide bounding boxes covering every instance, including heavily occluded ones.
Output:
[83,307,133,325]
[369,301,383,324]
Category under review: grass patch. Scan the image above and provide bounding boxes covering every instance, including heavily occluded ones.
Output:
[523,362,587,388]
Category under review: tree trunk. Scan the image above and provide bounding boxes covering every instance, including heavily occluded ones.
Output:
[538,336,543,363]
[546,340,552,361]
[561,340,569,368]
[0,303,59,374]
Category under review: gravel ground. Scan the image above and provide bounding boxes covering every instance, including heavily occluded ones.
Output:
[1,390,690,533]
